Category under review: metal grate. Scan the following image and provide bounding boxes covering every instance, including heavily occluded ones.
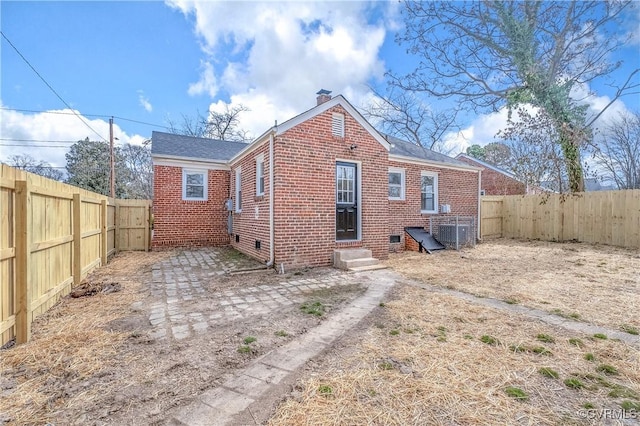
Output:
[429,215,476,250]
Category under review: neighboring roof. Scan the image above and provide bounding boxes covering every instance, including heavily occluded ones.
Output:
[455,153,519,180]
[584,178,616,192]
[151,131,247,162]
[388,136,476,169]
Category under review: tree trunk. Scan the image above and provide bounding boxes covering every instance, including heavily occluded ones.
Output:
[558,125,585,192]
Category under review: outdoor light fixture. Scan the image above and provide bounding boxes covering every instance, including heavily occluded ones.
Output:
[349,144,357,150]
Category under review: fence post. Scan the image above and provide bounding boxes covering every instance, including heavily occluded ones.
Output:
[144,202,150,252]
[115,201,120,254]
[101,199,108,265]
[14,180,31,344]
[73,194,82,286]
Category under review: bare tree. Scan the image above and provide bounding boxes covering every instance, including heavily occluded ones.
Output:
[167,112,209,138]
[483,143,512,168]
[120,142,153,199]
[167,104,251,142]
[498,107,574,193]
[393,1,639,192]
[6,154,64,181]
[593,111,640,189]
[362,86,459,154]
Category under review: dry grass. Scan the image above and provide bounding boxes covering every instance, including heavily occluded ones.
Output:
[271,240,639,425]
[385,239,640,331]
[0,251,171,425]
[270,286,640,425]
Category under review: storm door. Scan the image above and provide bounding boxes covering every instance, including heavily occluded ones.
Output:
[336,162,357,240]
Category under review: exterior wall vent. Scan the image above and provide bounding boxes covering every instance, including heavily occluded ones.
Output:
[332,113,345,137]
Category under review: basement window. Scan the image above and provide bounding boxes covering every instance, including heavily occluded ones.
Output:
[182,169,207,201]
[390,235,401,243]
[332,113,345,137]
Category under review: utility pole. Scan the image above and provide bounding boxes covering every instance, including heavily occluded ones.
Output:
[109,117,115,198]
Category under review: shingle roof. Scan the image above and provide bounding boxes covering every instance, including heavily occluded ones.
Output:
[386,135,472,168]
[151,131,247,161]
[455,153,519,179]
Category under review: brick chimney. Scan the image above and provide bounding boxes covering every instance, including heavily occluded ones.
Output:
[316,89,332,105]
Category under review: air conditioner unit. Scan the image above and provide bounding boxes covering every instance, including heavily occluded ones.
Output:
[438,224,470,244]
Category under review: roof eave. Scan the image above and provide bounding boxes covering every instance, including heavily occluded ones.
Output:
[389,154,482,172]
[455,154,519,180]
[151,153,229,167]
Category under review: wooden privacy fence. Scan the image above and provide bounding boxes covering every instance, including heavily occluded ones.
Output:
[0,165,151,346]
[480,190,640,249]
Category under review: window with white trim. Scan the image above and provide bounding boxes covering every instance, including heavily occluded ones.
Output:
[256,154,265,196]
[388,167,405,200]
[182,169,207,201]
[332,113,345,137]
[235,167,242,212]
[420,171,438,214]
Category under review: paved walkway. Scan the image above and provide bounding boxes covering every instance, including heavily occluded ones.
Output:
[169,267,398,426]
[146,249,368,341]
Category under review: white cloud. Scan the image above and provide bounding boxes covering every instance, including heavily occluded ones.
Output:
[137,90,153,112]
[188,61,219,98]
[167,1,389,137]
[0,106,147,169]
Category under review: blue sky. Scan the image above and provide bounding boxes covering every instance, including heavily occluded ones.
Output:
[1,1,639,169]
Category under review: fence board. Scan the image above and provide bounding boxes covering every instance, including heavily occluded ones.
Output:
[0,165,151,346]
[480,190,640,249]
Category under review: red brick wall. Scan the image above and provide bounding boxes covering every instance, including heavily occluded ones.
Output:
[152,165,230,247]
[272,105,390,269]
[404,230,420,252]
[229,142,271,264]
[456,157,525,195]
[388,160,479,249]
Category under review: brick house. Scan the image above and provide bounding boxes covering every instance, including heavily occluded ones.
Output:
[152,92,481,269]
[455,153,526,195]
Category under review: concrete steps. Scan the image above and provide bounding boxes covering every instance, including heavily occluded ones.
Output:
[333,248,383,271]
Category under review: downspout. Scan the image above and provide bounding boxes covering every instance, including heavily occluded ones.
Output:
[266,130,276,268]
[477,169,482,241]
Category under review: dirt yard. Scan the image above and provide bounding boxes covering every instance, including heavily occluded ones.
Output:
[386,239,640,331]
[1,239,638,425]
[269,240,640,425]
[0,250,366,425]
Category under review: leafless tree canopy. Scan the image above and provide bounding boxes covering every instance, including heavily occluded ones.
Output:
[498,107,578,193]
[593,112,640,189]
[362,87,459,154]
[167,104,251,142]
[394,1,639,192]
[6,154,64,181]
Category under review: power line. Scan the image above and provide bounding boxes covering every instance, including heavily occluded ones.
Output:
[0,106,108,118]
[0,107,170,130]
[112,115,169,129]
[0,144,71,148]
[0,138,78,143]
[1,31,108,142]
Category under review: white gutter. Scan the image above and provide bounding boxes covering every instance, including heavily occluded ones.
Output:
[266,131,275,268]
